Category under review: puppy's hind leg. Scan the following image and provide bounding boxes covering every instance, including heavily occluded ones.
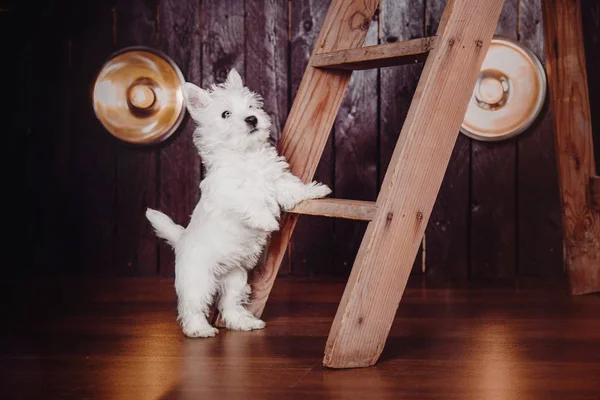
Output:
[218,267,266,331]
[176,257,219,338]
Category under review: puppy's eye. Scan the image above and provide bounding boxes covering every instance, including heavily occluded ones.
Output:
[249,105,254,109]
[222,111,231,119]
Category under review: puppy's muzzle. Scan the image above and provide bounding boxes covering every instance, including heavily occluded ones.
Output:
[245,116,258,130]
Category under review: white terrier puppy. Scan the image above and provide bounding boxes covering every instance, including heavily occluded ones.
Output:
[146,69,331,338]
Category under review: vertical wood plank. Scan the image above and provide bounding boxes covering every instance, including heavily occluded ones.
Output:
[425,0,470,281]
[70,0,118,275]
[24,0,74,274]
[542,0,600,295]
[246,0,290,274]
[202,1,245,86]
[114,0,158,276]
[158,0,202,276]
[470,0,518,280]
[289,0,334,276]
[517,0,563,278]
[380,0,425,276]
[245,0,289,142]
[582,0,600,174]
[333,10,378,276]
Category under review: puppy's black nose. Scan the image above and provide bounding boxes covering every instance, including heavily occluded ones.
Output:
[245,115,258,128]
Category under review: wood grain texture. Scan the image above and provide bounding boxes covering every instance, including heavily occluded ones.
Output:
[158,0,202,276]
[543,0,600,295]
[290,199,377,221]
[312,37,434,70]
[114,0,158,276]
[289,0,334,276]
[470,0,518,280]
[591,177,600,211]
[517,0,563,278]
[324,0,505,368]
[425,0,470,282]
[3,277,600,399]
[582,0,600,174]
[380,0,425,276]
[286,1,335,276]
[245,0,288,142]
[248,0,380,317]
[69,0,118,274]
[333,12,378,276]
[14,0,599,284]
[202,1,244,86]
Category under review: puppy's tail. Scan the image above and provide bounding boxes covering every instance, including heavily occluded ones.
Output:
[145,208,184,248]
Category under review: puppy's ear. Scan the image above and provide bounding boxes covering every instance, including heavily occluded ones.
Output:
[225,68,243,90]
[183,82,210,121]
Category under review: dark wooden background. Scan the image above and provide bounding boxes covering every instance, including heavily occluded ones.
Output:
[7,0,599,280]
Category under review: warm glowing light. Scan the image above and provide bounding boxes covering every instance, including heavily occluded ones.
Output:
[129,84,155,109]
[478,77,504,105]
[93,80,119,107]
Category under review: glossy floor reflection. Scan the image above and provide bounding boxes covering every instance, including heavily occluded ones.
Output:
[1,277,599,399]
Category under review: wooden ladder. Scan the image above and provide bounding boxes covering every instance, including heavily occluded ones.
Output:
[249,0,505,369]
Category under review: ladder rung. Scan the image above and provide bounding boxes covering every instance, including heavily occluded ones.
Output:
[311,37,436,70]
[288,199,377,221]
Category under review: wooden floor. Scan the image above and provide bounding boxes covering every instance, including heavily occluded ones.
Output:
[1,277,599,399]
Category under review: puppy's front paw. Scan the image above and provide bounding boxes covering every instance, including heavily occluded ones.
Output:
[247,214,280,232]
[223,312,266,331]
[262,216,280,232]
[306,182,332,200]
[181,315,219,338]
[183,325,219,338]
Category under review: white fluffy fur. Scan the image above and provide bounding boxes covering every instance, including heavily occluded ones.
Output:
[146,69,331,338]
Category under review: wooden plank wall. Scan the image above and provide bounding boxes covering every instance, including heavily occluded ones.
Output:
[425,0,470,282]
[16,0,598,280]
[582,0,600,174]
[518,0,563,279]
[289,0,334,276]
[158,0,202,277]
[115,0,159,277]
[470,0,519,281]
